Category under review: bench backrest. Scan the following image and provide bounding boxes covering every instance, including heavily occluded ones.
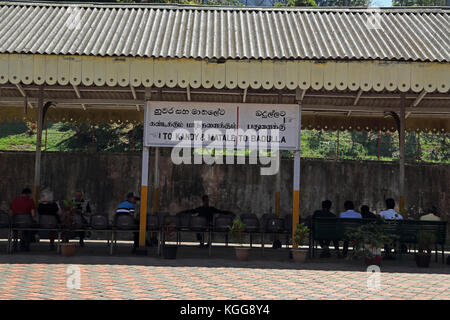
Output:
[313,218,447,245]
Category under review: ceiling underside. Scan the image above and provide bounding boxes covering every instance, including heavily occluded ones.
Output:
[1,84,449,133]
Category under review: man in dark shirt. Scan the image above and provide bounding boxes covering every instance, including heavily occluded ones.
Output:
[183,195,231,247]
[10,188,36,251]
[360,205,378,219]
[312,200,339,258]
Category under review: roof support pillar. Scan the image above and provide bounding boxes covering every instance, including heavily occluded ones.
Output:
[152,147,160,214]
[138,94,151,249]
[33,87,44,205]
[274,93,282,216]
[292,88,302,249]
[399,94,406,217]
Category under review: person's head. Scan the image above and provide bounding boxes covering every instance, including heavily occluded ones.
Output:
[344,200,354,211]
[360,205,370,214]
[40,190,53,203]
[322,200,332,211]
[202,195,209,207]
[21,188,32,199]
[75,191,83,201]
[385,198,395,210]
[126,192,140,204]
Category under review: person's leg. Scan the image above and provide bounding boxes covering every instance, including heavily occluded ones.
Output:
[333,240,340,251]
[342,241,349,257]
[319,240,331,257]
[49,231,56,250]
[21,231,31,251]
[196,233,204,247]
[78,232,85,246]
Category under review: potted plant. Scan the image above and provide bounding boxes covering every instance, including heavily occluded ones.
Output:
[229,219,249,261]
[346,222,397,266]
[291,223,309,263]
[162,220,178,259]
[415,231,435,268]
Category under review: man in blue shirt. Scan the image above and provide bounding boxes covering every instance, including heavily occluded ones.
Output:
[339,200,362,257]
[116,192,140,252]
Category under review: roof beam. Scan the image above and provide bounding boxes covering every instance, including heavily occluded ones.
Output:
[411,90,427,107]
[186,85,191,101]
[72,85,86,110]
[129,85,140,111]
[15,84,34,109]
[353,89,363,106]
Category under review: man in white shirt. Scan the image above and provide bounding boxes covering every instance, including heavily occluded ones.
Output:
[339,201,362,256]
[420,205,440,221]
[379,198,403,220]
[379,198,403,259]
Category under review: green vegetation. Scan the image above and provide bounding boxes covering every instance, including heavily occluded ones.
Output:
[0,122,448,163]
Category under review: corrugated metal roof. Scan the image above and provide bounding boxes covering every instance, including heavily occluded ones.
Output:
[0,2,449,62]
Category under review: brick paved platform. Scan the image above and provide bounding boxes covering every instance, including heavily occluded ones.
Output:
[0,241,448,300]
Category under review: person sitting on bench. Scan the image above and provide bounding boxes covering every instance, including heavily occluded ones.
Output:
[339,201,362,257]
[182,195,231,248]
[379,198,403,258]
[9,188,36,252]
[420,205,440,221]
[116,192,140,253]
[360,205,378,219]
[38,190,62,251]
[313,200,339,258]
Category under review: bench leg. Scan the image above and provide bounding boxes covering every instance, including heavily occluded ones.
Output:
[110,232,114,255]
[250,234,253,248]
[208,230,212,257]
[261,232,264,256]
[435,244,438,263]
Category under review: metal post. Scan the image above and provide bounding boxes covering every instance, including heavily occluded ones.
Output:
[292,100,302,248]
[152,147,160,214]
[139,102,150,247]
[336,130,340,159]
[33,87,44,205]
[399,94,406,217]
[275,168,281,216]
[377,130,381,161]
[416,132,421,161]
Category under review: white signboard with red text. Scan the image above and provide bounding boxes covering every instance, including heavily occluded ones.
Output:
[144,101,300,150]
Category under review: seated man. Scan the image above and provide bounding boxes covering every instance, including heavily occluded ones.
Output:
[339,200,362,257]
[379,198,403,258]
[9,188,36,252]
[182,195,231,248]
[360,205,378,219]
[116,192,140,253]
[312,200,339,258]
[420,205,440,221]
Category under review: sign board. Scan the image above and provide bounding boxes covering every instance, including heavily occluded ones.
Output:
[144,101,300,150]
